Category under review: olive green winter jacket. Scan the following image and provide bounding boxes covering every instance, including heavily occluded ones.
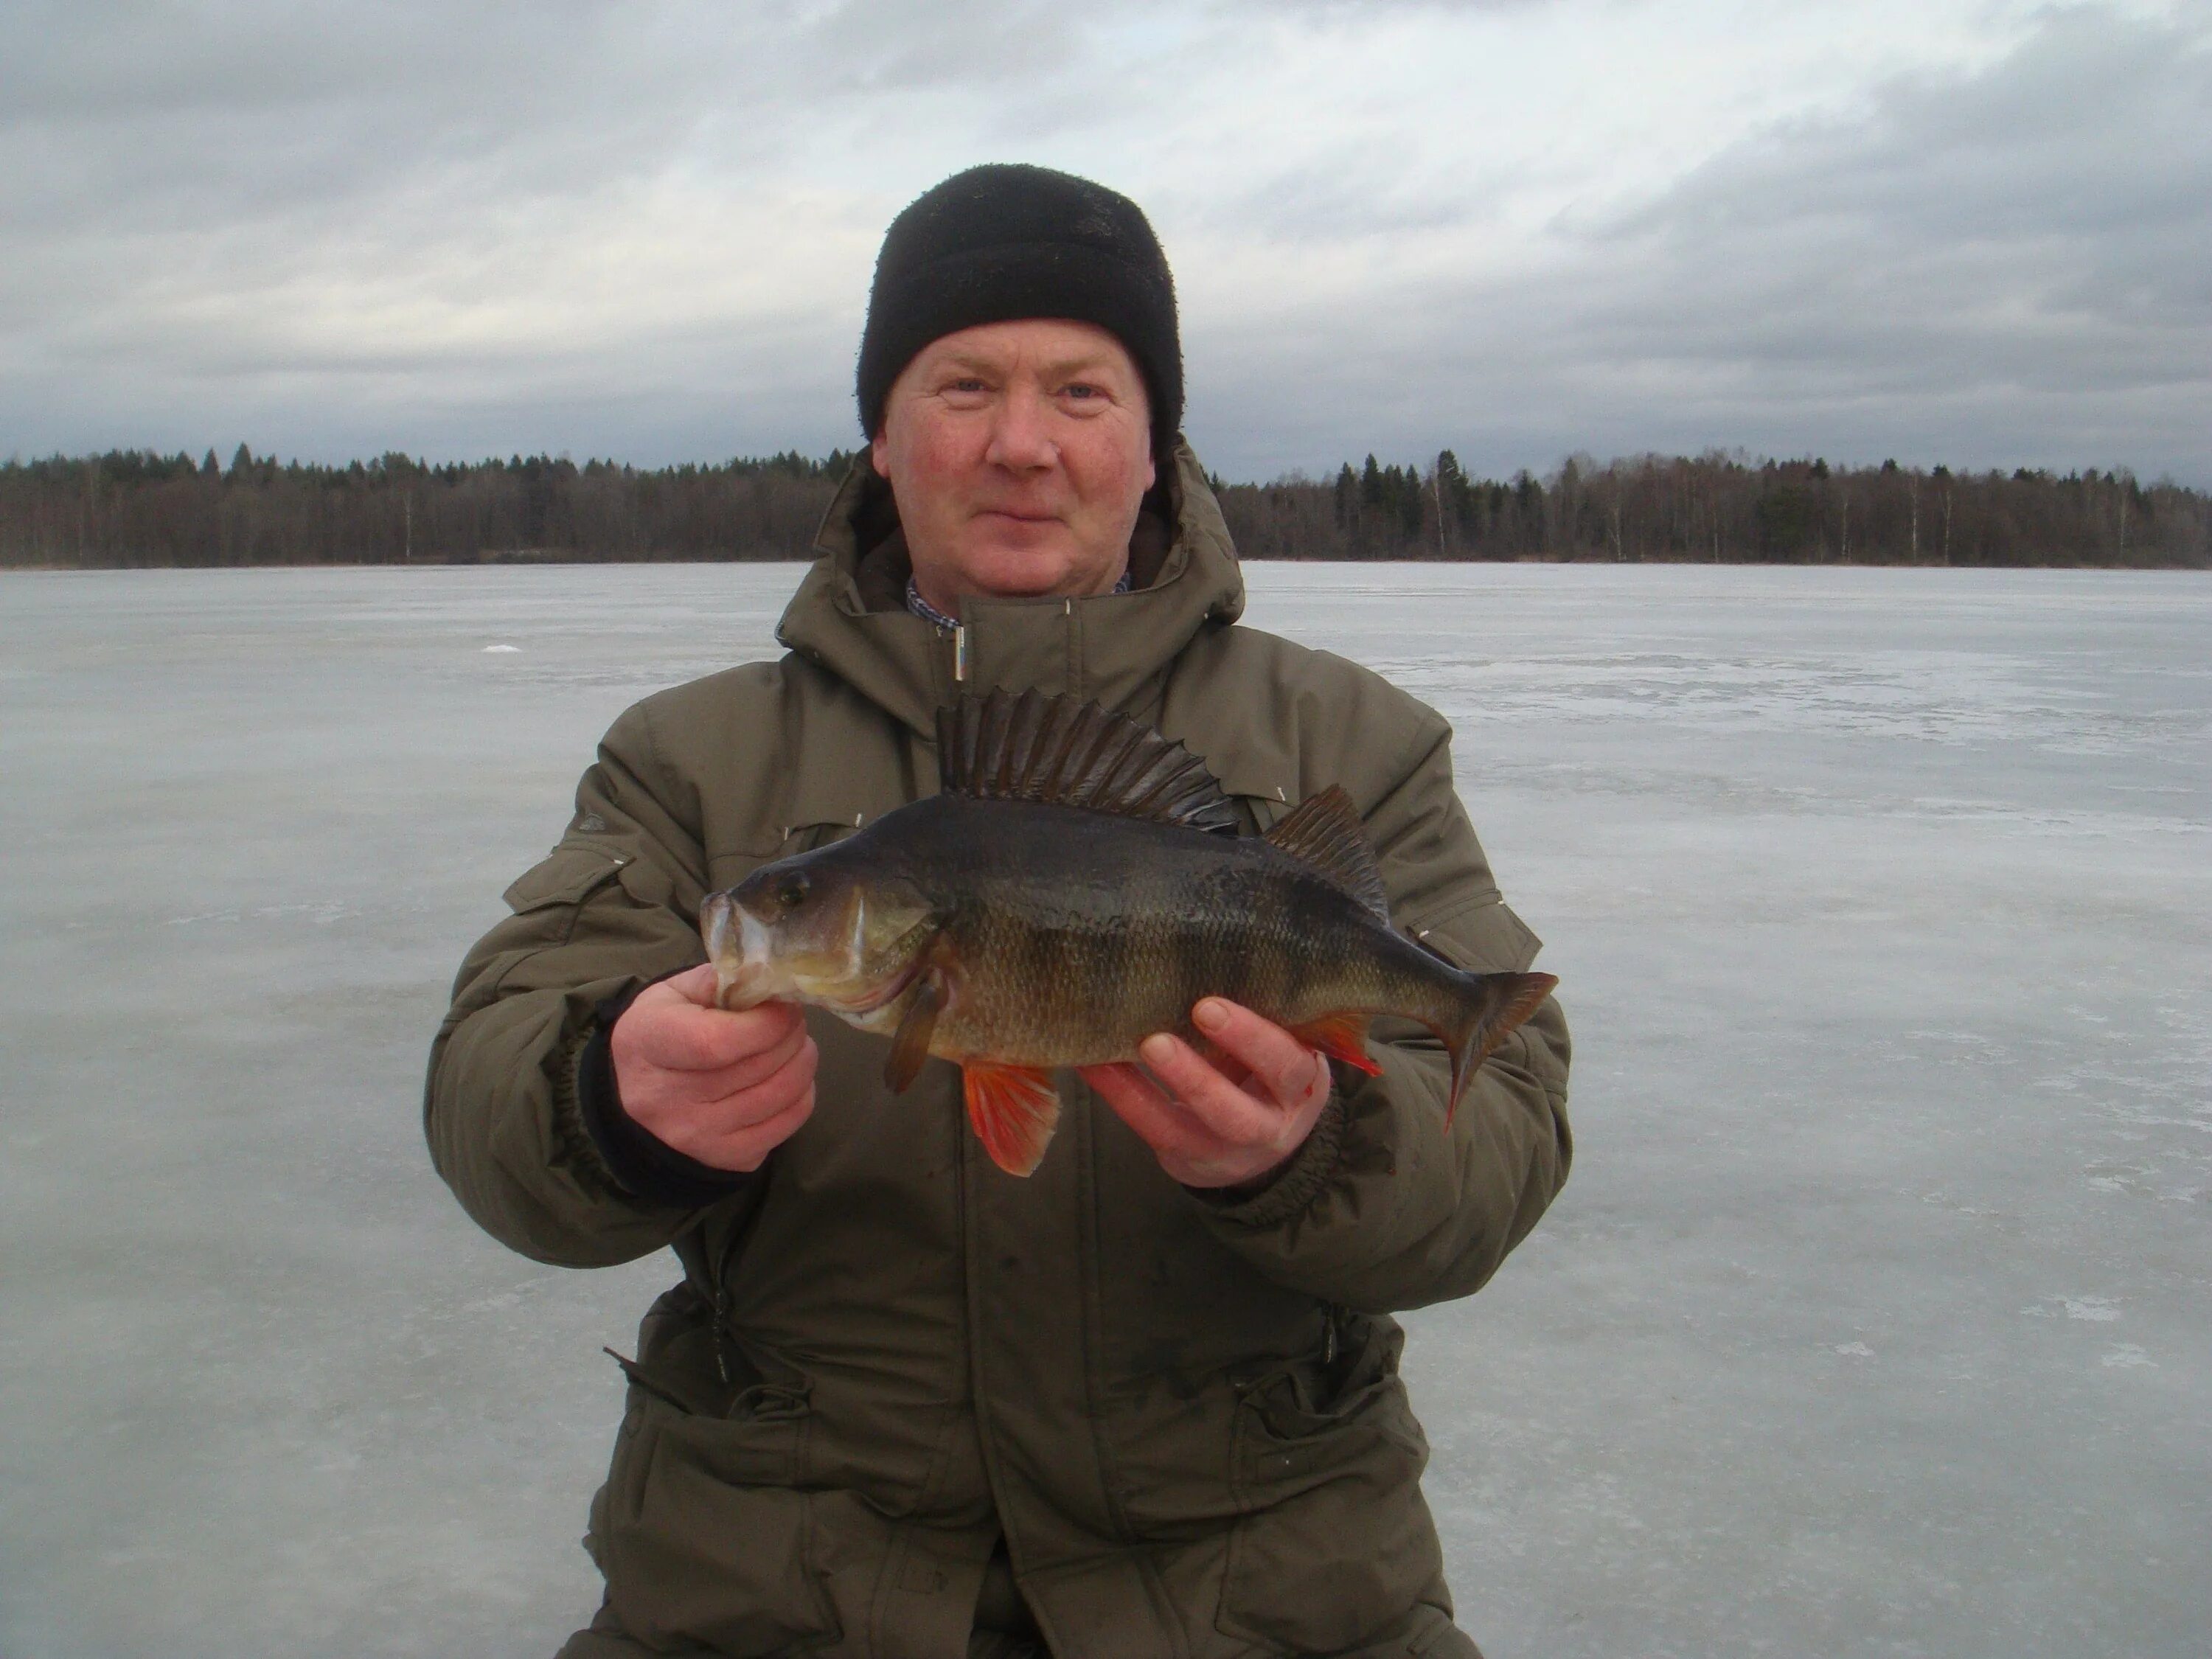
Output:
[425,444,1571,1659]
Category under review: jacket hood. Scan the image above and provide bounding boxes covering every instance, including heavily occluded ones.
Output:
[775,439,1245,738]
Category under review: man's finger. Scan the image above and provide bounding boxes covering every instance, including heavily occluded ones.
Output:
[1192,998,1326,1111]
[1080,1062,1217,1161]
[619,991,804,1072]
[694,1082,818,1172]
[659,962,722,1007]
[646,1038,818,1164]
[688,1022,812,1105]
[703,1037,819,1134]
[699,1034,820,1154]
[1135,1034,1282,1147]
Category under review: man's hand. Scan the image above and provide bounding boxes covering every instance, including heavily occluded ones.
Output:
[1079,998,1333,1189]
[610,964,818,1172]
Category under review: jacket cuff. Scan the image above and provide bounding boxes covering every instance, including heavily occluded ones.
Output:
[1187,1087,1348,1228]
[575,981,759,1209]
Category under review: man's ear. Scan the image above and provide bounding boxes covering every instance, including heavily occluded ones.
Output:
[869,432,888,477]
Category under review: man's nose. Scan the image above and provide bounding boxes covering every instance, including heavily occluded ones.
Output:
[984,386,1057,471]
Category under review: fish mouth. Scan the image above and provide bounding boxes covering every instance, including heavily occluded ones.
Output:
[702,891,777,1011]
[702,892,936,1018]
[702,890,736,963]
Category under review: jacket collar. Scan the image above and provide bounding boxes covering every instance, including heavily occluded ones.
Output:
[775,439,1246,741]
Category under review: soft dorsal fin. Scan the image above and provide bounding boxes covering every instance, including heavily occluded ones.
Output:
[936,689,1239,835]
[1264,785,1391,919]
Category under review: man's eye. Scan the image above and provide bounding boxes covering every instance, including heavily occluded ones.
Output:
[942,378,988,396]
[1062,383,1102,400]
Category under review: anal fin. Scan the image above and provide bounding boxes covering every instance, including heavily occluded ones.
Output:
[1290,1010,1383,1077]
[963,1062,1062,1177]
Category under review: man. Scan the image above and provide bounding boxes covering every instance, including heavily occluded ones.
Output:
[428,164,1571,1659]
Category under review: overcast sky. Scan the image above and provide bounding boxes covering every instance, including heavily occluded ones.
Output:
[3,0,2205,482]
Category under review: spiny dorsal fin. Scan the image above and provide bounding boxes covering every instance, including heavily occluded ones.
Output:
[1264,785,1391,919]
[935,689,1239,835]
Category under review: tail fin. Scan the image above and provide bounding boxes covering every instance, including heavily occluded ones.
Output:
[1432,971,1557,1127]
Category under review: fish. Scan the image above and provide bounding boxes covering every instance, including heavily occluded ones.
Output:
[700,688,1557,1178]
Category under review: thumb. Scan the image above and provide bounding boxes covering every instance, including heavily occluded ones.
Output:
[658,962,722,1007]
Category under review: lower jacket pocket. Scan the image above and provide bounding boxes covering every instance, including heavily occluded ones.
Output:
[587,1287,839,1655]
[591,1394,841,1655]
[1216,1317,1445,1655]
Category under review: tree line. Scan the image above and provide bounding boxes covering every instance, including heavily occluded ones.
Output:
[1214,451,2206,568]
[3,444,2204,568]
[0,447,851,569]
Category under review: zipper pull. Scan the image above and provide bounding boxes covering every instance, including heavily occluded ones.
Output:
[953,622,970,684]
[712,1278,734,1386]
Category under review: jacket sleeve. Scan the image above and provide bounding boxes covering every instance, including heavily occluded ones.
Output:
[1189,711,1572,1313]
[424,696,740,1267]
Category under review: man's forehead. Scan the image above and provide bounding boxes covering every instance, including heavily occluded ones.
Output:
[917,319,1138,376]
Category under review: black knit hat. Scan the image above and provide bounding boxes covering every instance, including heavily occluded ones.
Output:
[857,164,1182,454]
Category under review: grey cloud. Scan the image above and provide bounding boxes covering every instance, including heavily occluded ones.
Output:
[1169,147,1502,243]
[4,12,706,234]
[1239,0,1554,12]
[1185,7,2212,483]
[1566,10,2212,399]
[0,0,1111,461]
[824,0,1089,91]
[2,1,2204,487]
[0,0,1099,227]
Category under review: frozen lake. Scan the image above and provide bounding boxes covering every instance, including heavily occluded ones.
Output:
[2,563,2205,1658]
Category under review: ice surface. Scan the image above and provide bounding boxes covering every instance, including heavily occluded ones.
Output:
[2,563,2205,1658]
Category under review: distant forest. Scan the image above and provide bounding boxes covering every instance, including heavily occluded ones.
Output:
[3,445,2205,568]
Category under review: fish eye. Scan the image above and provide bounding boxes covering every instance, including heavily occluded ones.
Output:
[774,872,810,910]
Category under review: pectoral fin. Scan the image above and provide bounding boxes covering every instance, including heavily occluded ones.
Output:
[883,970,944,1093]
[963,1062,1062,1177]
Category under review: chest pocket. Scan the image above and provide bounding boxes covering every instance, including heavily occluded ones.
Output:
[507,840,681,912]
[484,842,696,1009]
[495,844,636,954]
[704,820,863,896]
[703,706,914,890]
[1220,790,1279,839]
[503,844,628,911]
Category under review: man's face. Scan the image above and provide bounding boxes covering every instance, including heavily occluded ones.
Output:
[871,317,1156,613]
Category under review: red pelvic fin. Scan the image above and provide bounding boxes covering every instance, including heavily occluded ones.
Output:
[963,1062,1063,1177]
[1290,1010,1382,1077]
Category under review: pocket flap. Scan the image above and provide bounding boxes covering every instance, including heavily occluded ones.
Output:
[1402,893,1543,974]
[501,844,630,913]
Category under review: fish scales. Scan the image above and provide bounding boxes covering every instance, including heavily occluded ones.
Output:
[897,799,1402,1065]
[700,689,1557,1176]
